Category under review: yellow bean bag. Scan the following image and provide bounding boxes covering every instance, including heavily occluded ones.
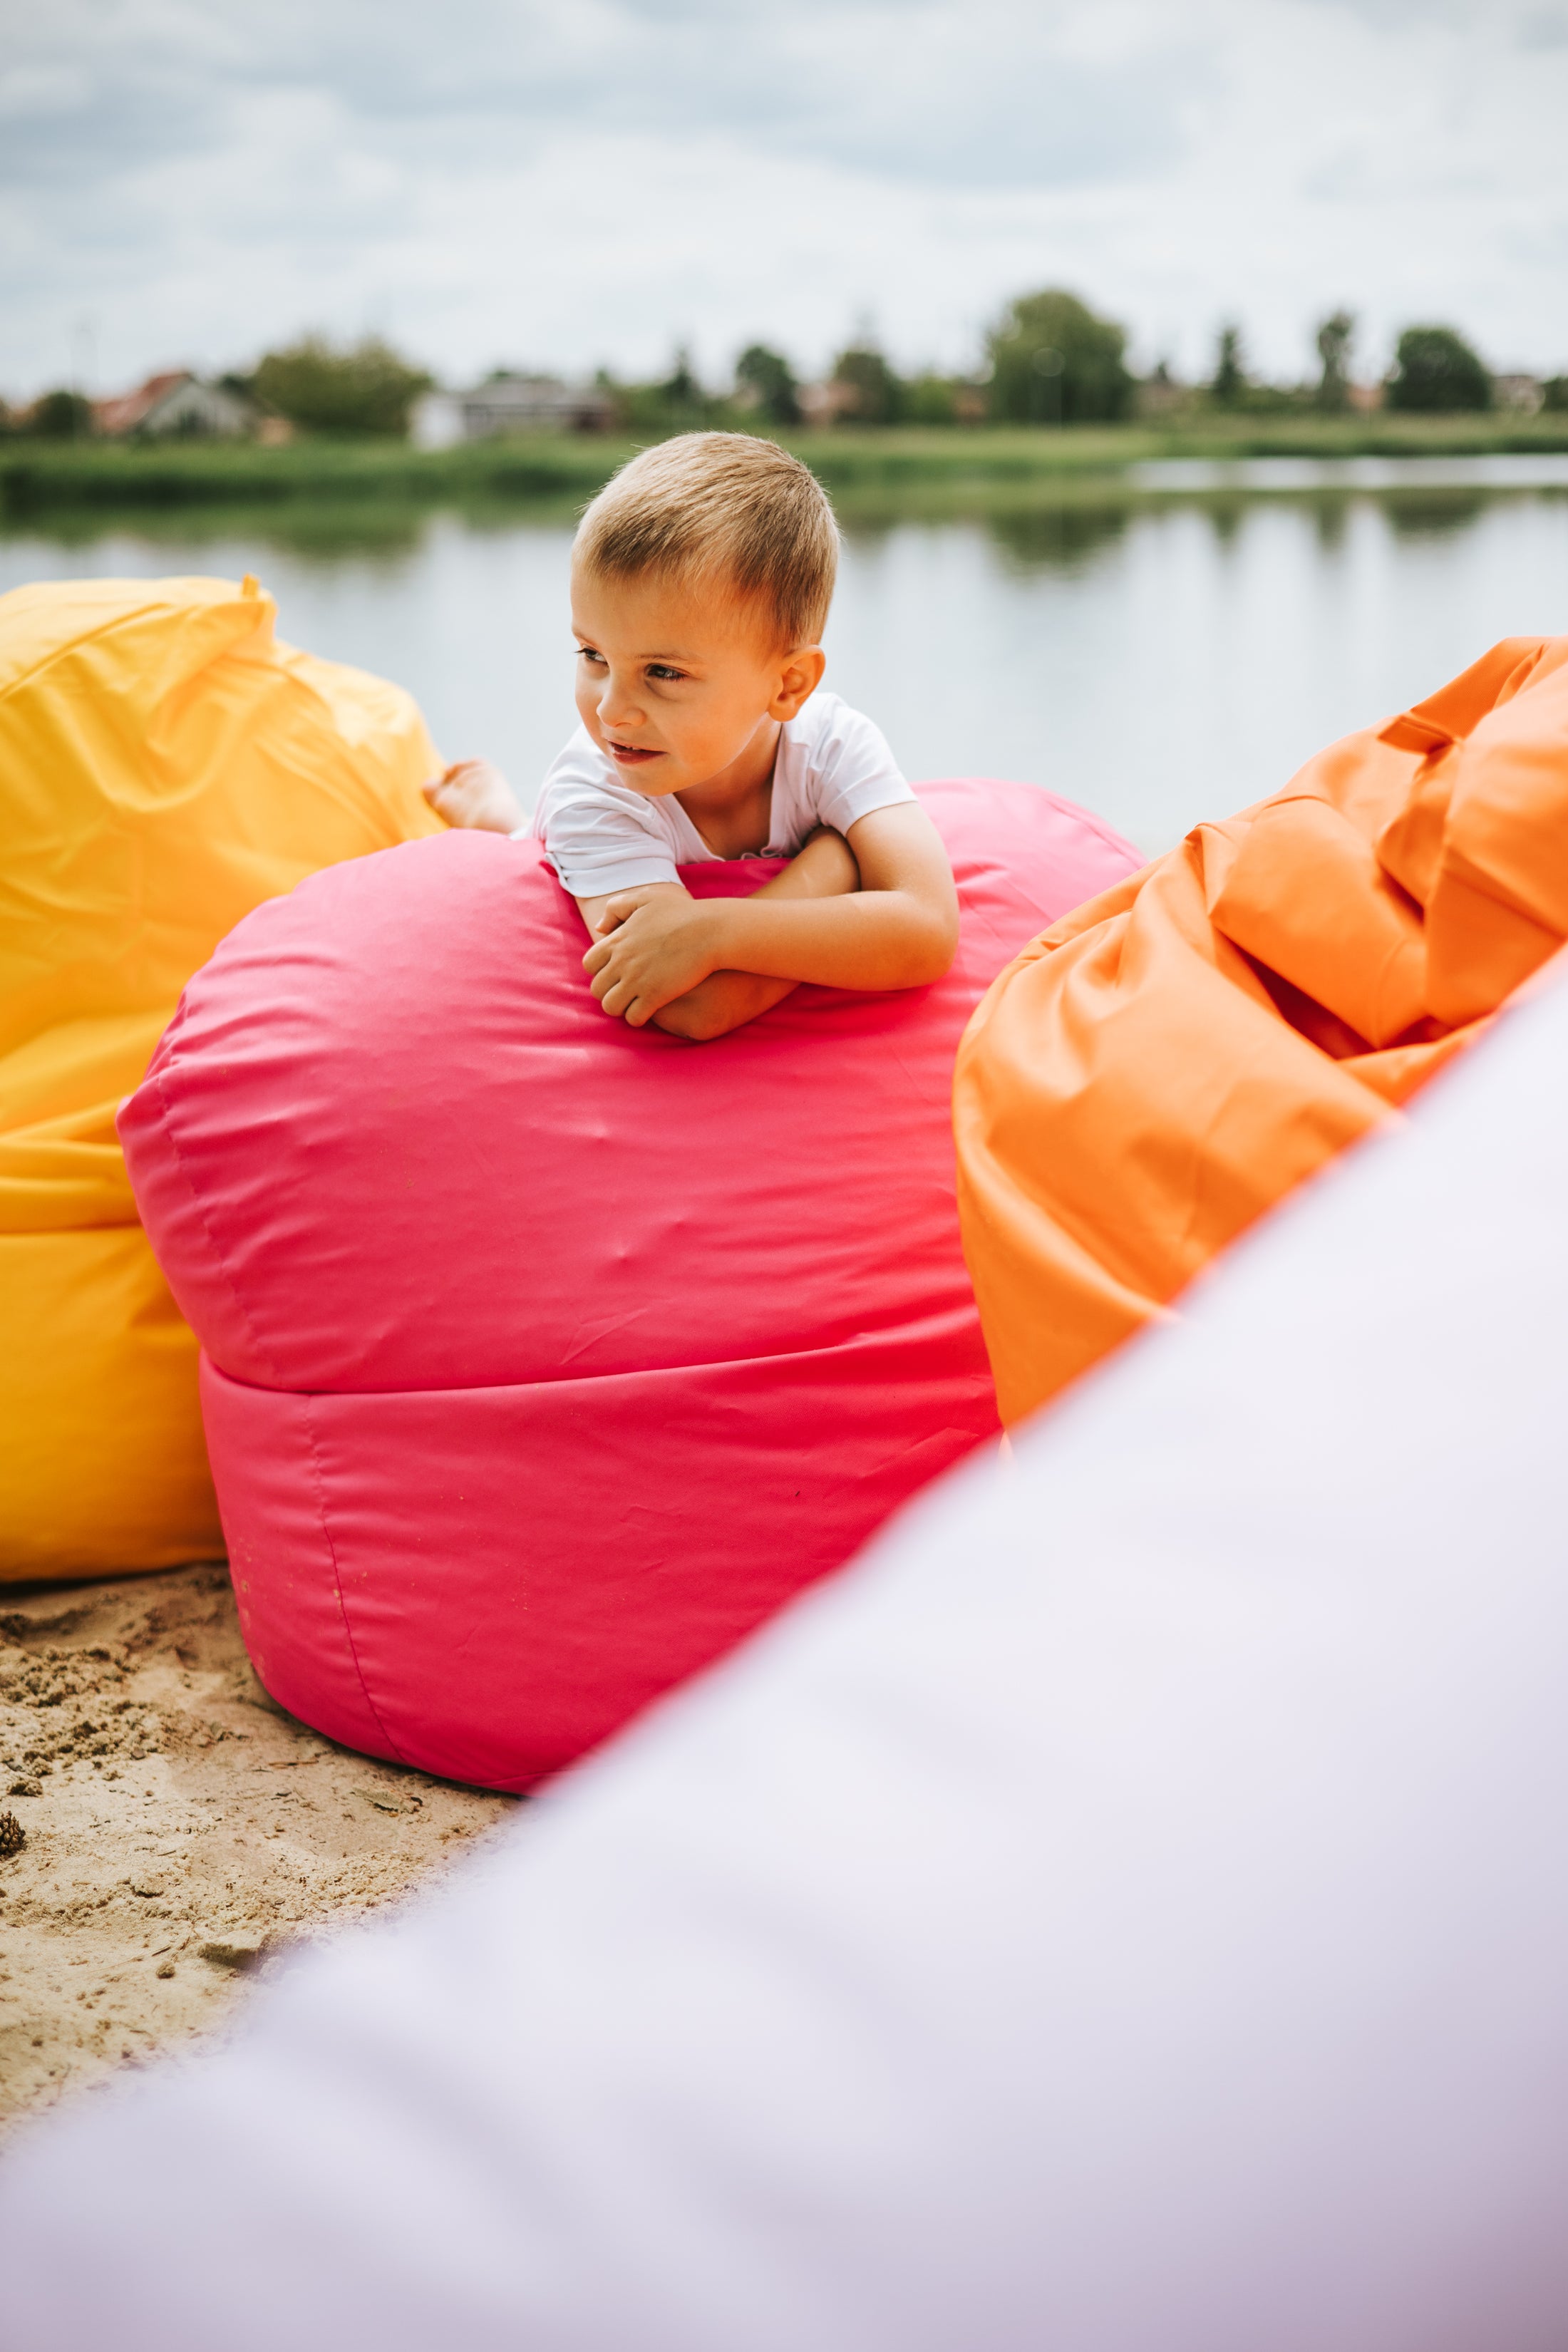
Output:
[0,574,444,1581]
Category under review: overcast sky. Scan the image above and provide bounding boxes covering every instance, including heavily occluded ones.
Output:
[4,0,1567,401]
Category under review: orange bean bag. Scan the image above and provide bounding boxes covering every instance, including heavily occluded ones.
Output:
[955,636,1568,1427]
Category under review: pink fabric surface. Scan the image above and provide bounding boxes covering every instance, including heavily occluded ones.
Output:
[122,780,1140,1787]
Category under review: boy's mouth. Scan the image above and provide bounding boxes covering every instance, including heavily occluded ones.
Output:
[606,740,661,767]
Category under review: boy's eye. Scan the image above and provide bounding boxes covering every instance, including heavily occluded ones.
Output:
[576,646,605,666]
[646,664,686,683]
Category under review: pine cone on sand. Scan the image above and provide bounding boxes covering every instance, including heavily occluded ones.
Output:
[0,1810,26,1858]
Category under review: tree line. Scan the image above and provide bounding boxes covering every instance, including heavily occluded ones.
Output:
[6,296,1564,440]
[718,301,1562,426]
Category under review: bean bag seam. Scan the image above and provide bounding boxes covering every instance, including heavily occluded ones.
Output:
[1024,788,1143,865]
[144,1031,287,1392]
[0,602,175,702]
[197,1301,992,1408]
[924,776,1140,853]
[299,1391,410,1768]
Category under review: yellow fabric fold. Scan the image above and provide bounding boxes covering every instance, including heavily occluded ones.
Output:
[0,574,445,1579]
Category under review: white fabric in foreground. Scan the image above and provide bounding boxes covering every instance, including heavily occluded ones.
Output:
[4,973,1568,2351]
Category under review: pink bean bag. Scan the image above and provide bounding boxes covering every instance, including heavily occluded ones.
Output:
[120,781,1139,1788]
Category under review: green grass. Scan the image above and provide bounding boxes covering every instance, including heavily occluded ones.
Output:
[5,413,1568,519]
[0,436,624,513]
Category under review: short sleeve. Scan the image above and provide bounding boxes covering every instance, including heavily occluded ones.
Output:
[791,698,915,840]
[530,731,683,897]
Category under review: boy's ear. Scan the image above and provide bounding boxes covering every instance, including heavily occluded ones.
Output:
[770,645,826,720]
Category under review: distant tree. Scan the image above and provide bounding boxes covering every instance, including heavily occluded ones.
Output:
[1315,311,1355,412]
[829,344,907,425]
[1209,324,1247,409]
[27,388,94,438]
[1542,374,1568,413]
[1385,326,1492,413]
[659,347,705,421]
[734,344,800,427]
[903,373,977,425]
[986,290,1132,425]
[607,349,718,434]
[588,366,634,430]
[252,336,433,435]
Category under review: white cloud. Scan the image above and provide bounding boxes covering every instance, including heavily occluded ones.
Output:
[1,0,1566,399]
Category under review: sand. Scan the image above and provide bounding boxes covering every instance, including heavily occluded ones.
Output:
[0,1560,515,2134]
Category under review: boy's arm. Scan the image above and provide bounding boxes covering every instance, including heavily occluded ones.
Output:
[574,828,861,1045]
[423,759,524,832]
[582,803,958,1030]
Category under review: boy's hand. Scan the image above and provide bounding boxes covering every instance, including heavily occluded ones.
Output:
[588,884,667,939]
[423,759,523,834]
[583,891,726,1026]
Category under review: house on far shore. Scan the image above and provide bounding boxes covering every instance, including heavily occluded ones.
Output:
[1134,368,1190,419]
[1493,373,1544,415]
[796,378,861,429]
[413,372,617,446]
[93,371,279,440]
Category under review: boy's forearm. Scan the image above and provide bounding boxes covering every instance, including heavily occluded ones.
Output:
[581,822,953,1033]
[697,890,954,992]
[649,829,860,1041]
[750,825,860,902]
[652,970,797,1041]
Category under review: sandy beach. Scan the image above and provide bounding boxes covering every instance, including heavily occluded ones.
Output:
[0,1561,514,2135]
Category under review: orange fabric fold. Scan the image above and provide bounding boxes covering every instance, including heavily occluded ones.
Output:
[955,636,1568,1426]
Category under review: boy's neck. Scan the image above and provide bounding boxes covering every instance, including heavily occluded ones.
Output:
[674,716,782,857]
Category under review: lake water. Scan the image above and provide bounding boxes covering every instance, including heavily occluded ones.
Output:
[6,456,1567,856]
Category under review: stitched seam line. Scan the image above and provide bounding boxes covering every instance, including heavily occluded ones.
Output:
[300,1391,408,1765]
[145,1028,286,1388]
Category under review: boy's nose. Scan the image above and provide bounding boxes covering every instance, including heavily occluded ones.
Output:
[599,673,644,730]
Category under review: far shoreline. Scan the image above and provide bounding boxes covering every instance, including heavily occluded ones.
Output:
[7,415,1568,521]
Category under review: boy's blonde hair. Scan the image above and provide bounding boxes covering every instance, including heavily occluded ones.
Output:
[574,432,839,649]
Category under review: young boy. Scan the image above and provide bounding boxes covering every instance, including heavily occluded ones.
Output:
[425,432,959,1042]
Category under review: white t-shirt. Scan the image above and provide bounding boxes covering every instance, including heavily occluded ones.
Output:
[528,691,914,899]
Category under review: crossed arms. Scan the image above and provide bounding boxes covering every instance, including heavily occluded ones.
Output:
[575,802,959,1043]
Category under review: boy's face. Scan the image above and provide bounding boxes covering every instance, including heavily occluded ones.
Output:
[570,564,823,801]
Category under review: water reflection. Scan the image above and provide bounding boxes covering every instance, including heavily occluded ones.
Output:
[981,502,1128,576]
[1312,499,1351,553]
[4,460,1567,855]
[1380,490,1495,542]
[0,495,589,568]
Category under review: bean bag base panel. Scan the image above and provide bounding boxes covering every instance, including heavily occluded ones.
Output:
[207,1309,994,1790]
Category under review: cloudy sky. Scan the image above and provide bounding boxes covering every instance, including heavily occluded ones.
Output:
[4,0,1567,402]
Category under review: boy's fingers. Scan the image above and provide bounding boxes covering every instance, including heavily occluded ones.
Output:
[592,967,636,1014]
